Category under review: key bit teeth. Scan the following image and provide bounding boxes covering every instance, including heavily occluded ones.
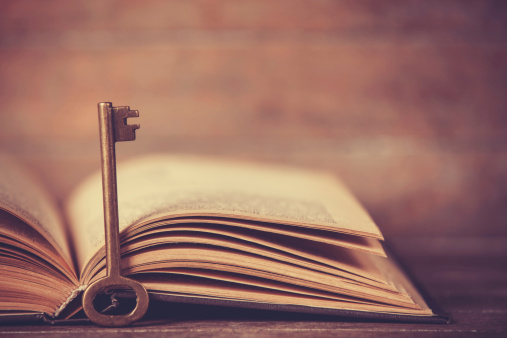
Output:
[112,106,140,142]
[126,109,139,118]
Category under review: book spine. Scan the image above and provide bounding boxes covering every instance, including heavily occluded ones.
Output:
[54,285,87,318]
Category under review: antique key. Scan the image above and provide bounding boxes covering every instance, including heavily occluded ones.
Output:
[82,102,149,326]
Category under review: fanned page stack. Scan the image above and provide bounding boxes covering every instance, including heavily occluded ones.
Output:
[0,154,446,323]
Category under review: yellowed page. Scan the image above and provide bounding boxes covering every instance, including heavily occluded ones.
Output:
[124,218,386,257]
[140,276,431,315]
[0,253,77,314]
[0,209,80,314]
[0,210,76,281]
[0,154,74,272]
[86,246,414,307]
[152,268,378,304]
[82,233,391,290]
[67,154,382,273]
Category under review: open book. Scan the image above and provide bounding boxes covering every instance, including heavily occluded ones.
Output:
[0,153,447,323]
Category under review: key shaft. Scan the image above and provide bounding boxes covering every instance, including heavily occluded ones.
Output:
[98,102,122,277]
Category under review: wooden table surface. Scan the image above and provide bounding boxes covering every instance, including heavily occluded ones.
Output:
[0,236,505,337]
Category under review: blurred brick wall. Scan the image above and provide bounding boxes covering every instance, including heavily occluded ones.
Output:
[0,0,506,237]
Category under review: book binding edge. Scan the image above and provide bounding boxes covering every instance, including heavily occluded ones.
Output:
[54,285,87,318]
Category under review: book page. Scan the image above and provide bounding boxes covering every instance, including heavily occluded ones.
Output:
[140,276,432,315]
[0,210,76,281]
[81,232,389,289]
[0,154,74,272]
[123,218,386,257]
[67,155,382,274]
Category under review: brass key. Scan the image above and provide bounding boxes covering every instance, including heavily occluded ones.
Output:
[82,102,149,326]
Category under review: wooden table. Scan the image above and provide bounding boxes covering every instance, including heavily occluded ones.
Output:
[0,236,505,337]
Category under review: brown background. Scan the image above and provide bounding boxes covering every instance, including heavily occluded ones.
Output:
[1,0,506,238]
